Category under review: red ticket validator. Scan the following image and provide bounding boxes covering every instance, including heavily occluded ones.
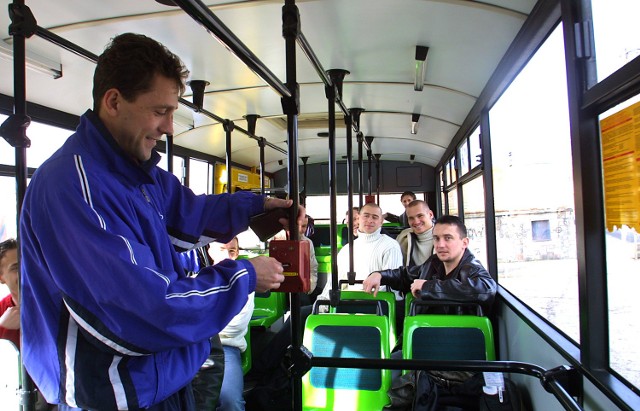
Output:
[269,240,310,293]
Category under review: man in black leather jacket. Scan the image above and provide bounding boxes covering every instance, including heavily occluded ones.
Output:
[363,215,496,315]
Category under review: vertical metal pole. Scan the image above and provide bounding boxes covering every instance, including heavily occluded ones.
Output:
[326,69,349,288]
[344,114,355,282]
[259,138,266,196]
[282,2,302,410]
[357,132,364,208]
[166,134,174,173]
[244,114,264,195]
[365,136,374,197]
[375,153,381,203]
[301,156,308,206]
[7,2,37,410]
[224,121,234,193]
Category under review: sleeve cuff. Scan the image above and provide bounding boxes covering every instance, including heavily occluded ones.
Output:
[237,258,257,292]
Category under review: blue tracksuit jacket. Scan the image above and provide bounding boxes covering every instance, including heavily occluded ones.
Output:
[20,110,263,409]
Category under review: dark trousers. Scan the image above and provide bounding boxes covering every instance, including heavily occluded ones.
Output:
[58,384,195,411]
[192,335,226,410]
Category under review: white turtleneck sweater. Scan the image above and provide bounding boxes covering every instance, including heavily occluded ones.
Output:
[396,227,434,267]
[318,227,403,300]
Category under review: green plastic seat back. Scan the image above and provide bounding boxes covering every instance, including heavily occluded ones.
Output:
[330,290,398,348]
[302,313,391,411]
[250,291,286,328]
[241,331,251,375]
[402,314,495,361]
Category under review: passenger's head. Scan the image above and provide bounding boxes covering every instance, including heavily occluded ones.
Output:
[400,191,416,208]
[358,203,383,234]
[406,200,434,234]
[211,237,239,262]
[93,33,190,163]
[432,215,468,267]
[0,239,19,296]
[345,207,360,230]
[298,215,309,236]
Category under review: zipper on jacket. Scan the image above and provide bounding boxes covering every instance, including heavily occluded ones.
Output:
[140,186,164,220]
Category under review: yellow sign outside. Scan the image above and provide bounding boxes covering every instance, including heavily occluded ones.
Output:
[600,101,640,232]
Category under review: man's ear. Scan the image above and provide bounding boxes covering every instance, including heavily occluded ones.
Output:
[101,88,121,117]
[462,237,470,248]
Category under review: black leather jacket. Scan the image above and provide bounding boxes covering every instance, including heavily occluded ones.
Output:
[378,249,497,314]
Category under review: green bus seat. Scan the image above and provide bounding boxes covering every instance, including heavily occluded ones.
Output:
[241,331,251,375]
[250,291,286,328]
[404,293,415,317]
[329,290,398,349]
[302,313,391,411]
[402,314,496,362]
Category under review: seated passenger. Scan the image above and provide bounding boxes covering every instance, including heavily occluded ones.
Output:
[318,202,403,300]
[364,214,496,315]
[364,215,497,411]
[395,200,435,267]
[384,191,416,228]
[214,237,254,411]
[341,207,360,244]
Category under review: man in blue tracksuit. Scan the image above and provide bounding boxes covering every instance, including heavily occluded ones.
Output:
[20,33,299,410]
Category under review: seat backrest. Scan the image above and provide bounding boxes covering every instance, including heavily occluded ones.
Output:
[330,290,398,348]
[241,331,251,375]
[250,291,286,328]
[402,314,496,361]
[302,313,391,411]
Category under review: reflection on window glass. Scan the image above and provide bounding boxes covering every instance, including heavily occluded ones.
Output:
[599,96,640,388]
[462,177,486,266]
[489,25,579,342]
[189,158,211,195]
[446,189,458,216]
[592,0,640,83]
[458,140,469,176]
[470,126,482,168]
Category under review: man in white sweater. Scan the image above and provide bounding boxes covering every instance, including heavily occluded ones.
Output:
[319,203,403,299]
[395,200,434,267]
[214,237,254,411]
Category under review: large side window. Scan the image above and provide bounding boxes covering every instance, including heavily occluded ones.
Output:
[599,96,640,388]
[488,25,579,342]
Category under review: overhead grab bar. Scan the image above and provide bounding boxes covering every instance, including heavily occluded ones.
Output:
[296,32,371,152]
[32,21,287,157]
[172,0,291,99]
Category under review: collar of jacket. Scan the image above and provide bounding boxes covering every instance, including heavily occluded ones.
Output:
[82,109,161,186]
[425,248,475,279]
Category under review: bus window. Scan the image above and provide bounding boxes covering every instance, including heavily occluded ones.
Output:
[462,177,486,267]
[488,25,579,343]
[599,94,640,389]
[592,0,640,83]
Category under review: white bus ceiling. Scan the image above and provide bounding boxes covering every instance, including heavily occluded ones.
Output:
[0,0,537,173]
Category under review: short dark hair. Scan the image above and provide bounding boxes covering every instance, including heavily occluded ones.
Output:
[400,191,416,201]
[434,215,467,238]
[93,33,189,111]
[361,202,382,215]
[407,199,430,210]
[0,238,17,260]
